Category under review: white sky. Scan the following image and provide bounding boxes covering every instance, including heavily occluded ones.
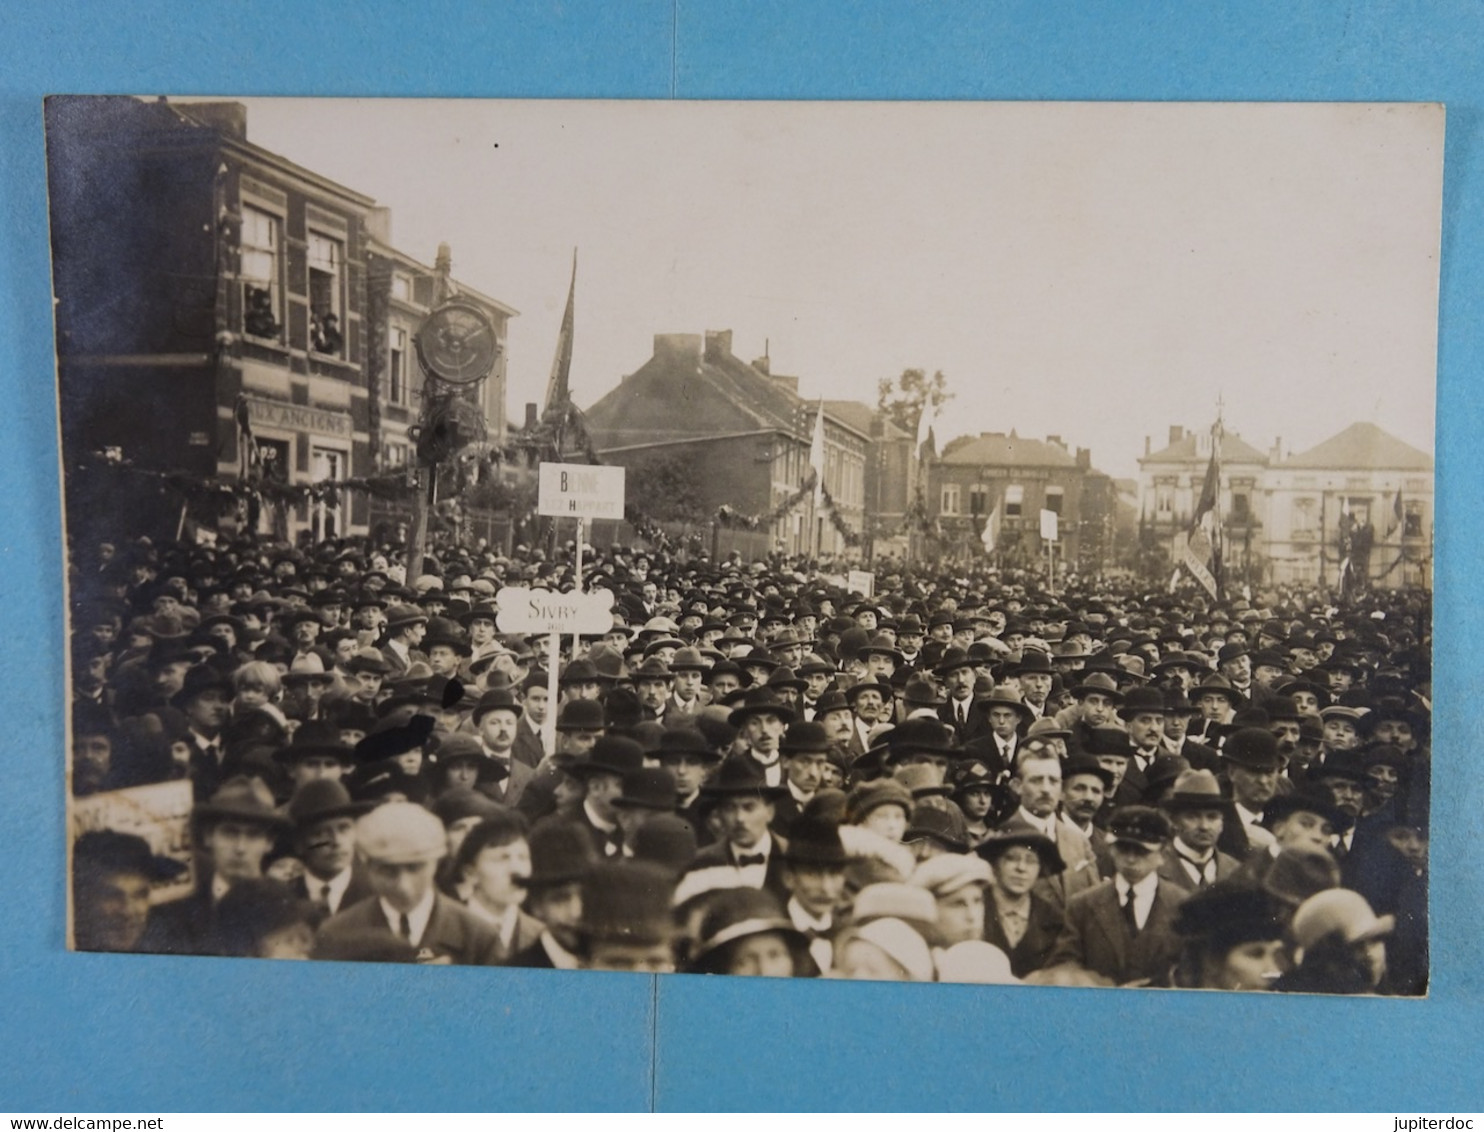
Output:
[215,99,1442,478]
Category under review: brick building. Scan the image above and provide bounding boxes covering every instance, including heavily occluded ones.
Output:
[584,331,878,559]
[46,96,513,544]
[928,431,1104,571]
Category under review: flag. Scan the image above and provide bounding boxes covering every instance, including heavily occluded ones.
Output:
[542,249,577,416]
[235,394,260,481]
[808,399,826,504]
[1180,424,1223,600]
[1386,486,1404,538]
[981,502,1000,553]
[914,401,936,457]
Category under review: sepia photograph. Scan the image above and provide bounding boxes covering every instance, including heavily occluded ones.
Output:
[47,96,1440,993]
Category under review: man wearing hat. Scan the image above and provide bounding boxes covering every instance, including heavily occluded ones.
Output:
[506,821,597,969]
[454,809,544,961]
[682,757,790,904]
[665,647,710,720]
[172,665,237,801]
[726,688,795,789]
[379,604,429,677]
[936,648,989,742]
[1014,650,1056,721]
[154,776,292,955]
[1157,769,1241,892]
[1219,727,1285,860]
[771,721,834,836]
[1228,788,1350,892]
[315,801,503,965]
[653,727,722,845]
[543,735,647,859]
[575,861,680,973]
[1046,806,1187,986]
[286,778,374,915]
[274,719,355,794]
[1118,686,1169,782]
[778,815,849,974]
[997,749,1100,911]
[610,766,680,856]
[470,687,534,806]
[72,830,186,953]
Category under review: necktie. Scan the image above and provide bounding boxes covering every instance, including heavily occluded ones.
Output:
[1177,852,1213,887]
[1121,890,1140,935]
[317,881,333,912]
[398,913,413,941]
[958,701,968,725]
[736,853,766,867]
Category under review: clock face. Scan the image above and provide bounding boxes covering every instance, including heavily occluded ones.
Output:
[415,301,498,384]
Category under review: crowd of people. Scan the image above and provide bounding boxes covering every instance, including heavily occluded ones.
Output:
[67,529,1430,993]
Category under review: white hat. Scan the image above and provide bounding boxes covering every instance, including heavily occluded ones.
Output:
[356,802,446,864]
[936,940,1019,985]
[847,918,934,982]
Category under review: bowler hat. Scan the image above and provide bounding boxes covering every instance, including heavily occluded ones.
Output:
[612,766,679,812]
[781,815,849,867]
[726,687,796,727]
[701,756,787,800]
[1062,754,1115,791]
[1013,650,1053,675]
[471,687,523,724]
[1082,726,1134,758]
[779,720,833,755]
[1117,686,1168,720]
[1262,789,1353,834]
[555,698,607,732]
[933,647,976,676]
[572,735,647,780]
[170,664,233,708]
[527,820,598,889]
[884,717,958,759]
[72,830,186,883]
[1191,674,1245,708]
[274,720,353,766]
[1222,727,1284,771]
[384,604,429,631]
[1173,886,1285,951]
[578,860,678,950]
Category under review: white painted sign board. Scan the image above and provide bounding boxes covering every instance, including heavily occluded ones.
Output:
[537,463,625,519]
[1040,509,1059,542]
[495,587,615,634]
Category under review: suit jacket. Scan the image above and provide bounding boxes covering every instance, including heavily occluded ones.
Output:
[1177,738,1223,773]
[510,718,546,770]
[149,884,224,956]
[540,800,622,860]
[1046,877,1187,986]
[997,811,1102,911]
[477,756,536,808]
[938,699,991,744]
[315,891,504,965]
[379,643,427,677]
[467,906,546,964]
[506,935,556,969]
[664,692,704,722]
[683,837,790,905]
[1156,843,1241,893]
[291,863,376,916]
[984,891,1065,978]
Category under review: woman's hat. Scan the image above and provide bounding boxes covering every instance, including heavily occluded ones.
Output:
[974,829,1065,875]
[687,887,806,973]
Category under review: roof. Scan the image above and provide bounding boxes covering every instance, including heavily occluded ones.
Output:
[584,333,809,448]
[1142,430,1270,466]
[1280,422,1433,472]
[937,431,1077,468]
[821,400,896,442]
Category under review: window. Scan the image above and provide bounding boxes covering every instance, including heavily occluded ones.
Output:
[1404,501,1423,538]
[241,206,281,339]
[1004,484,1024,518]
[1155,483,1174,516]
[308,232,344,355]
[1292,497,1316,536]
[969,483,989,516]
[385,441,408,469]
[391,272,413,302]
[940,484,961,515]
[1231,492,1250,521]
[310,447,345,539]
[1044,485,1064,515]
[388,326,408,404]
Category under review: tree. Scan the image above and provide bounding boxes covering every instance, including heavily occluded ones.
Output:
[877,368,953,436]
[626,451,707,527]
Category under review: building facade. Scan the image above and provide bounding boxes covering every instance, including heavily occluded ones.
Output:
[584,331,880,560]
[46,96,514,545]
[928,431,1101,571]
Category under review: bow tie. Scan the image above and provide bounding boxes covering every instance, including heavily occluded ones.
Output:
[736,853,766,867]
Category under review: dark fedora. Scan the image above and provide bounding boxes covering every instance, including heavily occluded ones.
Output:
[934,647,976,676]
[883,717,959,759]
[526,820,597,890]
[1262,789,1354,834]
[1191,674,1245,709]
[571,735,647,780]
[1221,727,1285,771]
[170,664,233,708]
[975,829,1065,875]
[858,634,905,666]
[901,676,945,709]
[1062,754,1115,791]
[781,815,849,867]
[1013,650,1054,675]
[811,689,851,717]
[286,778,373,829]
[273,720,353,766]
[433,734,511,784]
[700,756,787,800]
[656,727,724,764]
[612,766,679,812]
[842,677,893,705]
[975,687,1032,719]
[73,830,186,883]
[726,687,797,728]
[766,666,807,694]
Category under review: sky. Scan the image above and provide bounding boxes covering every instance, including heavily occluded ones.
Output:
[214,98,1442,479]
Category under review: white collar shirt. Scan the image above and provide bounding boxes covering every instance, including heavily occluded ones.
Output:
[1113,870,1160,931]
[380,887,436,945]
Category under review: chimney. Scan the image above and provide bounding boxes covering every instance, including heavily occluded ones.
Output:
[1076,447,1091,470]
[1144,436,1151,457]
[178,101,248,140]
[524,403,538,430]
[1169,425,1185,445]
[435,242,453,276]
[366,206,392,245]
[752,355,771,376]
[1270,437,1282,463]
[703,330,733,362]
[1046,434,1063,448]
[653,333,704,367]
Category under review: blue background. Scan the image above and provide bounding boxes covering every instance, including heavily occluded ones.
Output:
[2,0,1480,1112]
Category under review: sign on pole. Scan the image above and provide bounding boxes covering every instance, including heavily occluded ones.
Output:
[538,463,625,519]
[847,569,875,597]
[1040,508,1059,542]
[495,587,615,635]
